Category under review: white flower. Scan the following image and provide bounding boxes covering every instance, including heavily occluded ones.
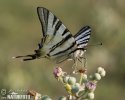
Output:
[97,67,106,77]
[83,74,87,80]
[35,93,41,100]
[97,67,104,73]
[58,96,67,100]
[100,70,106,77]
[94,73,101,80]
[87,92,94,99]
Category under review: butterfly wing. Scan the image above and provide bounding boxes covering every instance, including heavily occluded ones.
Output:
[37,7,70,40]
[37,7,77,61]
[74,26,91,48]
[15,7,91,62]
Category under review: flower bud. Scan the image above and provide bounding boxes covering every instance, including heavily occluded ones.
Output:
[64,84,72,93]
[87,92,94,99]
[89,75,94,80]
[68,77,76,85]
[58,96,67,100]
[63,76,70,83]
[75,83,80,88]
[71,84,79,94]
[94,73,101,80]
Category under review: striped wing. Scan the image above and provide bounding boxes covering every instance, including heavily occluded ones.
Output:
[15,7,91,62]
[37,7,71,38]
[37,7,76,59]
[74,26,91,48]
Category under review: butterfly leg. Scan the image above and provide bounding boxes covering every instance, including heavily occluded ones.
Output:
[83,57,87,68]
[72,52,87,74]
[79,57,86,67]
[72,58,79,74]
[81,52,87,68]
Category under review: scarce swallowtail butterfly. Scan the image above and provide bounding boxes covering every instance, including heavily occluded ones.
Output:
[15,7,91,63]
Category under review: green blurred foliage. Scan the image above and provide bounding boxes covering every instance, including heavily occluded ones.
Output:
[0,0,125,99]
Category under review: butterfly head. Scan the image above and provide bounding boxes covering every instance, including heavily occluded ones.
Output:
[34,48,46,58]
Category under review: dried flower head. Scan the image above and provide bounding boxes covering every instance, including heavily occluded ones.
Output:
[86,81,96,91]
[53,67,64,78]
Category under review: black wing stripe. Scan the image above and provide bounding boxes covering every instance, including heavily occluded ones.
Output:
[74,26,91,38]
[77,41,88,46]
[53,16,57,26]
[75,29,91,40]
[76,32,91,40]
[49,34,73,53]
[77,42,88,47]
[57,24,67,35]
[62,28,69,36]
[77,37,90,43]
[53,20,62,35]
[78,26,90,35]
[79,40,89,44]
[69,48,85,55]
[37,7,47,36]
[43,8,49,29]
[52,42,76,56]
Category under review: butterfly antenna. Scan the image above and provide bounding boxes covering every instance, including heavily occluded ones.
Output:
[87,42,102,47]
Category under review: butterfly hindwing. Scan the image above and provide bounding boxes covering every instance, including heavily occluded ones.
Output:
[74,26,91,48]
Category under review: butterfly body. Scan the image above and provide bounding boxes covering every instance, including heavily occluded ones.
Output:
[15,7,91,63]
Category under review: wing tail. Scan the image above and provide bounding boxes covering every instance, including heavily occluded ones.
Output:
[74,26,91,48]
[13,54,37,61]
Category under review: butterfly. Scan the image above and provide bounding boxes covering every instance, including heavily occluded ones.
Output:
[15,7,91,64]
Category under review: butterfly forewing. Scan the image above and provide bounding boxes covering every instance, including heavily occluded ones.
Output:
[37,7,76,59]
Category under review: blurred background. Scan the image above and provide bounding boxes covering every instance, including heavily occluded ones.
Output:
[0,0,125,99]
